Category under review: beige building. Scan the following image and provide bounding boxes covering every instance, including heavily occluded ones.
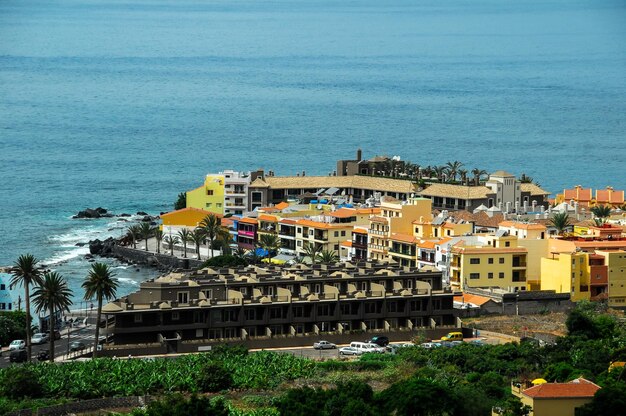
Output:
[509,378,599,416]
[596,249,626,308]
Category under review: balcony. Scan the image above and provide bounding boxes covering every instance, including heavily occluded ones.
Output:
[390,248,416,257]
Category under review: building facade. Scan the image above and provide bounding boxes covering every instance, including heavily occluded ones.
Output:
[104,262,456,344]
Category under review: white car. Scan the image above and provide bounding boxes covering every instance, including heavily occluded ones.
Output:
[313,340,337,350]
[365,343,386,353]
[339,346,362,356]
[31,333,49,345]
[9,340,26,351]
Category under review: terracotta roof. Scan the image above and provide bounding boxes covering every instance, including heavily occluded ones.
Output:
[499,221,547,231]
[341,241,353,248]
[563,187,592,201]
[279,218,297,225]
[520,183,551,196]
[258,214,278,222]
[259,207,280,213]
[522,378,600,399]
[356,208,381,215]
[238,217,258,225]
[369,216,389,223]
[221,218,235,227]
[328,208,358,219]
[390,233,418,244]
[352,228,368,234]
[418,240,436,249]
[490,170,515,177]
[275,201,290,210]
[419,183,492,199]
[451,210,504,229]
[454,293,493,306]
[572,241,626,249]
[596,189,624,204]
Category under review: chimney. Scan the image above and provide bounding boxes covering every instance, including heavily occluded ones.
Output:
[357,148,362,161]
[302,170,306,177]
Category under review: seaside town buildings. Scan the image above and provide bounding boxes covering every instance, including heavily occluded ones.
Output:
[508,378,601,416]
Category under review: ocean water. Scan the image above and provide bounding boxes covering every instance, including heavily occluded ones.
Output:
[1,0,625,302]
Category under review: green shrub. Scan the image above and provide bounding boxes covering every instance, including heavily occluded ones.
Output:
[197,362,232,392]
[0,366,43,399]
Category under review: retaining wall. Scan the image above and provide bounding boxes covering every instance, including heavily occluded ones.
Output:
[113,246,203,270]
[7,396,156,416]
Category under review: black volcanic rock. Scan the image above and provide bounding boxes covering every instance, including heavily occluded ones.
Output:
[89,237,116,256]
[137,211,148,216]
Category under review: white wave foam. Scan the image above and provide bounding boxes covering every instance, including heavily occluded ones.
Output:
[43,247,90,266]
[115,277,140,286]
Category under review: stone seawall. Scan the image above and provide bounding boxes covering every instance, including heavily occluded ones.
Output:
[113,246,203,271]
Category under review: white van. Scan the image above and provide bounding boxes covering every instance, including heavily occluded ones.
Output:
[350,342,376,354]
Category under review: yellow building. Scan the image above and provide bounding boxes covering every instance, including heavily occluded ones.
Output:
[367,197,432,261]
[450,236,528,291]
[388,233,418,267]
[510,378,599,416]
[295,219,354,256]
[160,207,215,235]
[186,174,226,215]
[596,249,626,308]
[499,221,547,240]
[540,252,591,302]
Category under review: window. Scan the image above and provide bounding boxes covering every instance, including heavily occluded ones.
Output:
[470,258,480,264]
[240,287,247,295]
[0,284,4,291]
[469,273,480,279]
[178,292,189,304]
[488,258,494,264]
[499,258,505,264]
[202,289,213,299]
[505,241,511,247]
[206,190,214,196]
[134,314,142,323]
[487,273,493,279]
[365,302,376,314]
[216,203,222,208]
[334,231,339,237]
[341,231,346,236]
[499,272,505,279]
[205,203,212,208]
[172,311,180,321]
[252,192,262,202]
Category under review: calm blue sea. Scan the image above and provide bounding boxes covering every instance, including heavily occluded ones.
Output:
[1,0,625,302]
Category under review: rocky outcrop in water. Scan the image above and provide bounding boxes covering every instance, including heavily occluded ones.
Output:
[73,207,113,219]
[88,237,116,256]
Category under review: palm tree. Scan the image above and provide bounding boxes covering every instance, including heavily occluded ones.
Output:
[127,224,142,249]
[177,228,191,258]
[433,166,447,183]
[591,205,612,224]
[257,234,281,263]
[189,228,206,260]
[318,250,339,264]
[302,242,322,265]
[31,271,72,362]
[82,263,118,359]
[458,169,468,185]
[154,229,163,254]
[549,212,572,235]
[216,227,233,256]
[139,222,152,251]
[471,169,488,186]
[200,214,224,258]
[445,161,463,182]
[10,254,43,362]
[163,235,180,256]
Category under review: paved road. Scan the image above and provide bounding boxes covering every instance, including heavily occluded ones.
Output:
[1,324,96,368]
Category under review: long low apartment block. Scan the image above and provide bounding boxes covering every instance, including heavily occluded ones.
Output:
[103,261,456,345]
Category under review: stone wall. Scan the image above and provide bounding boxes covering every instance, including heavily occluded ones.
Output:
[7,396,156,416]
[113,246,203,271]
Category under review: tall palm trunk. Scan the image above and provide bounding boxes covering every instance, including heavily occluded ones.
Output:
[48,301,55,362]
[93,294,102,359]
[209,238,214,258]
[25,285,32,362]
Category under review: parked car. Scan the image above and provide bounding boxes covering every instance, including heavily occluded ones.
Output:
[69,341,86,352]
[37,350,50,361]
[370,336,390,347]
[31,333,49,345]
[440,331,463,342]
[10,349,28,363]
[420,342,442,349]
[9,340,26,351]
[339,346,362,356]
[366,343,386,353]
[386,342,414,353]
[451,340,464,347]
[313,340,337,350]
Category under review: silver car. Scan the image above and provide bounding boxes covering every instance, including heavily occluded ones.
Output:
[31,333,49,345]
[339,346,362,356]
[313,340,337,350]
